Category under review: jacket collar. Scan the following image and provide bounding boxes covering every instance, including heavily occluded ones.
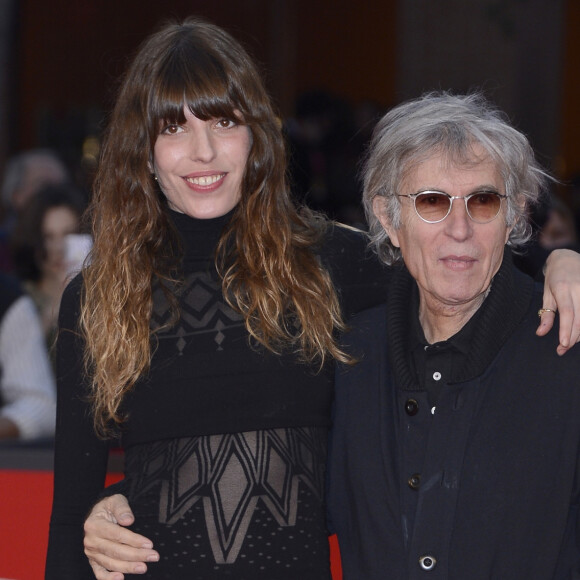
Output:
[386,248,535,391]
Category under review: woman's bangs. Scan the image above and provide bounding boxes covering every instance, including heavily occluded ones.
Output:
[182,61,240,122]
[146,73,186,134]
[149,53,240,130]
[186,90,239,124]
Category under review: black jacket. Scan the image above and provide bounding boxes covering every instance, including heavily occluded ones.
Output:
[327,252,580,579]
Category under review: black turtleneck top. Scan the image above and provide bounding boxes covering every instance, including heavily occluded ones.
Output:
[46,209,389,579]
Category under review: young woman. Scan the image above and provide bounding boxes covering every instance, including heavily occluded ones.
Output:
[45,18,388,580]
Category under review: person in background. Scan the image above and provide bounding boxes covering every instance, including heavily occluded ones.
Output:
[512,191,580,276]
[539,196,579,251]
[327,91,580,579]
[0,149,70,273]
[11,183,86,358]
[1,149,69,218]
[0,272,55,441]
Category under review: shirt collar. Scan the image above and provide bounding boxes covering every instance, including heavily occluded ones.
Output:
[387,247,535,390]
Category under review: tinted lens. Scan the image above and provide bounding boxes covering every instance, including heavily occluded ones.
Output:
[466,192,502,223]
[414,192,451,222]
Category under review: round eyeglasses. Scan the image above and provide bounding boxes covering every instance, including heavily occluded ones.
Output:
[397,190,507,224]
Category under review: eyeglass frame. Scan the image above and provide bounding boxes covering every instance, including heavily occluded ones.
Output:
[396,189,508,224]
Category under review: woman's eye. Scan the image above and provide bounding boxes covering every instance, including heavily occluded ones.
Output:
[161,124,183,135]
[216,118,235,129]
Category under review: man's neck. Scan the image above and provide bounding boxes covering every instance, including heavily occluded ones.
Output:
[418,292,487,344]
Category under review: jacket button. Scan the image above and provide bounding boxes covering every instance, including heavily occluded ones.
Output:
[407,473,421,490]
[419,555,437,570]
[405,398,419,416]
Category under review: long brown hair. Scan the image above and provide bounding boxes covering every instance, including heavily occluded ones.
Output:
[82,18,348,436]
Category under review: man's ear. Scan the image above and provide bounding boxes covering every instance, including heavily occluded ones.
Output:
[372,196,400,248]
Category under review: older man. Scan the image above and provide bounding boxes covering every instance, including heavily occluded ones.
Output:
[327,92,580,579]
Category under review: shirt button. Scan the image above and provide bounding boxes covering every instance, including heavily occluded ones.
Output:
[407,473,421,490]
[405,398,419,416]
[433,371,442,381]
[419,555,437,570]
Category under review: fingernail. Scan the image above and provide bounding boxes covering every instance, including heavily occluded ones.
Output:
[141,541,153,549]
[147,552,160,562]
[134,564,147,573]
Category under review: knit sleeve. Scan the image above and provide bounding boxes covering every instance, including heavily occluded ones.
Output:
[45,275,111,579]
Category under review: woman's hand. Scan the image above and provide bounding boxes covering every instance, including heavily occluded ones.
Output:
[537,249,580,355]
[84,494,159,579]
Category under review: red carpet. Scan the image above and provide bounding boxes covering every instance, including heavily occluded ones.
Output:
[0,470,342,579]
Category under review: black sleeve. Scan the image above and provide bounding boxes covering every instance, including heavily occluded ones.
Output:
[318,222,391,320]
[45,275,111,579]
[511,241,551,279]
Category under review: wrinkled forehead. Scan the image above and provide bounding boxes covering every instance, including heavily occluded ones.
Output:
[399,142,503,190]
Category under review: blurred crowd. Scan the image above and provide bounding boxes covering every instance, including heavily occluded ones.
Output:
[1,89,579,444]
[0,149,89,444]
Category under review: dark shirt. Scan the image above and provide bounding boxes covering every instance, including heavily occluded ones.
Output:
[408,285,478,406]
[403,283,482,542]
[327,250,580,579]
